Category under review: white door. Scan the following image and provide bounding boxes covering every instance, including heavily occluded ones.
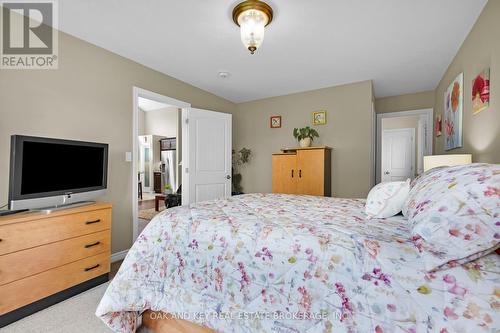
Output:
[182,108,232,204]
[381,128,415,182]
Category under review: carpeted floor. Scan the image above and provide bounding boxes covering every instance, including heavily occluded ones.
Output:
[2,262,136,333]
[2,283,113,333]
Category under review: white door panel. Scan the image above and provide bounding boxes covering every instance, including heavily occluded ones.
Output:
[382,128,415,182]
[195,119,226,172]
[183,108,232,204]
[195,183,226,202]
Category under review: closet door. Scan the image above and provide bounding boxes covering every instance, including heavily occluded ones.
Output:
[296,150,325,196]
[272,154,297,194]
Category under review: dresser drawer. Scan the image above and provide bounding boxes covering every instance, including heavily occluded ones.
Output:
[0,208,111,255]
[0,252,109,315]
[0,230,110,285]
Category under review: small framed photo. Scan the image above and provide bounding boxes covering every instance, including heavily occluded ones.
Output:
[270,115,282,128]
[312,111,326,125]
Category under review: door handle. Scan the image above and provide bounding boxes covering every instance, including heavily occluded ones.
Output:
[226,175,231,179]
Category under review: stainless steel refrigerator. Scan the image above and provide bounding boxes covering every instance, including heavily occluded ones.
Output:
[160,150,177,193]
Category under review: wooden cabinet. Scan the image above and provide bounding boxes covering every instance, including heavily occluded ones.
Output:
[272,154,297,194]
[272,147,332,196]
[154,171,162,193]
[0,203,112,327]
[160,137,176,151]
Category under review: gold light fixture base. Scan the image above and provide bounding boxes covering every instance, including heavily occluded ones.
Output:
[232,0,274,27]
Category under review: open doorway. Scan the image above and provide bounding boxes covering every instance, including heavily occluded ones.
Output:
[132,87,191,241]
[376,109,433,184]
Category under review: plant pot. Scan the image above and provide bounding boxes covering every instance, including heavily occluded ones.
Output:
[299,137,312,148]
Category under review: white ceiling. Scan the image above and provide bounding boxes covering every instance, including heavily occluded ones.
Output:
[137,97,170,111]
[59,0,487,103]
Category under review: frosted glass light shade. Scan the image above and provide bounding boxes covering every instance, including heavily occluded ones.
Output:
[238,9,268,54]
[423,154,472,172]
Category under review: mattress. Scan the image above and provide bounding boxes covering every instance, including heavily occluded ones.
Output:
[96,193,500,332]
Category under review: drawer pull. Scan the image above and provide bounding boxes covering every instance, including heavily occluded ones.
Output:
[85,219,101,225]
[84,264,100,272]
[84,241,101,248]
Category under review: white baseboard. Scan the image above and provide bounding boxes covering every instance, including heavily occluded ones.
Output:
[111,249,129,263]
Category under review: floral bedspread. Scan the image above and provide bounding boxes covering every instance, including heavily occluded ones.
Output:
[96,194,499,333]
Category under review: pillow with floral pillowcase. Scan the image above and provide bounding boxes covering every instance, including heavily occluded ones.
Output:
[404,163,500,271]
[402,166,448,218]
[365,180,410,218]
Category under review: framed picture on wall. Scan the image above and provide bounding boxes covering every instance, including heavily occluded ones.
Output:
[312,111,326,125]
[444,73,463,150]
[472,68,490,115]
[270,115,281,128]
[436,114,442,137]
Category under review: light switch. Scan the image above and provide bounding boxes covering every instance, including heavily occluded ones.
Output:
[125,152,132,162]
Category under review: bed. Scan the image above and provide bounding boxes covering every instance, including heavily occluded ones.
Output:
[96,191,499,333]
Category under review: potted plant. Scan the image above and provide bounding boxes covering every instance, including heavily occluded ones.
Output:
[293,126,319,147]
[232,148,252,194]
[164,184,173,195]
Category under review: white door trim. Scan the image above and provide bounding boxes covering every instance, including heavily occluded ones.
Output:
[381,128,416,181]
[132,87,191,242]
[375,108,433,184]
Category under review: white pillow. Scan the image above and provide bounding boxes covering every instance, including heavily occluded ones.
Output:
[365,180,410,218]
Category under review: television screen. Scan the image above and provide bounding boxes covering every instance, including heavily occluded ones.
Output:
[9,136,108,202]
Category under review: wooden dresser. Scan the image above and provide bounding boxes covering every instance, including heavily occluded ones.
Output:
[272,146,332,196]
[0,203,112,327]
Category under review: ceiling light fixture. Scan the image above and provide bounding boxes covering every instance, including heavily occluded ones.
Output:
[232,0,273,55]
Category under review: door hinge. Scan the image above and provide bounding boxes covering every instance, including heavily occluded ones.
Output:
[185,167,189,173]
[185,118,189,124]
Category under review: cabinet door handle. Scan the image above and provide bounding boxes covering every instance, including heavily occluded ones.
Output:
[299,170,302,178]
[291,170,294,178]
[84,264,100,272]
[85,241,101,248]
[85,219,101,225]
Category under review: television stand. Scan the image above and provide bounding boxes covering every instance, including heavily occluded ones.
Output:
[33,201,97,214]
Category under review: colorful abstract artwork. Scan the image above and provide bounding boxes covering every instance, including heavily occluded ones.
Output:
[435,115,442,137]
[444,73,463,150]
[472,68,490,115]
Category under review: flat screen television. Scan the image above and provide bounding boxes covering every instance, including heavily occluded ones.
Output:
[9,135,108,210]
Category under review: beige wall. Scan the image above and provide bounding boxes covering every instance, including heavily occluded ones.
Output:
[0,31,236,254]
[434,0,500,163]
[234,80,374,198]
[375,91,435,114]
[143,107,178,138]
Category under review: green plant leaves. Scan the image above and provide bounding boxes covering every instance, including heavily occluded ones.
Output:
[293,126,320,141]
